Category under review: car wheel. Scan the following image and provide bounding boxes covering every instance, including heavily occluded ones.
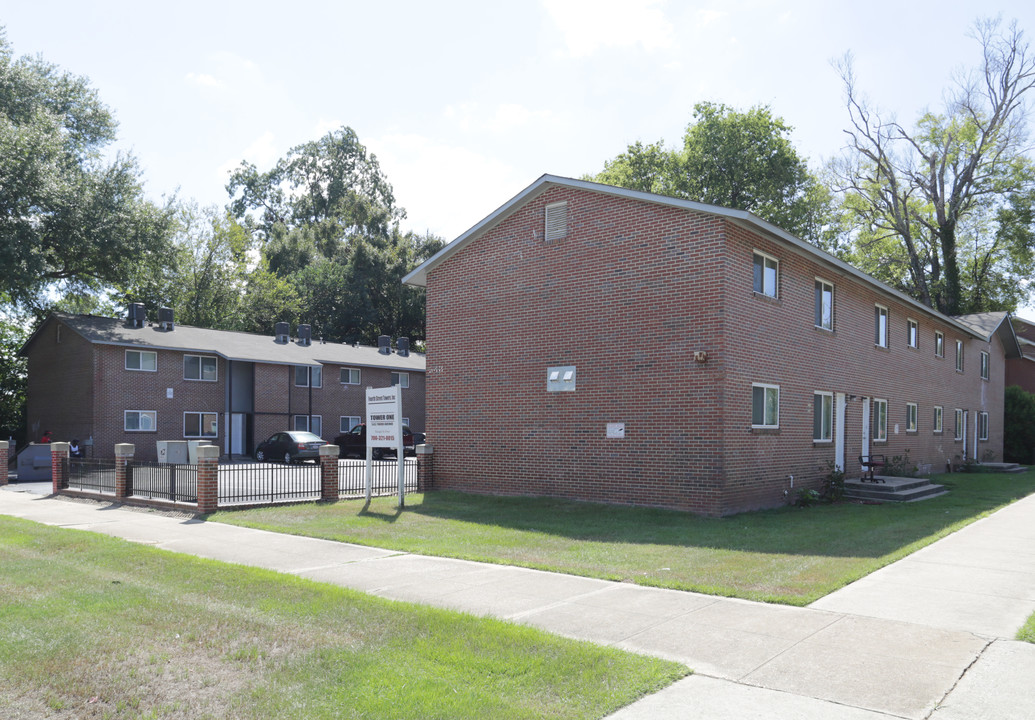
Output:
[284,452,293,465]
[255,449,266,463]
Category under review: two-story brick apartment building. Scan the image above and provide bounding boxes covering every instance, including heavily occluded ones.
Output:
[403,175,1021,516]
[1007,316,1035,395]
[21,307,425,461]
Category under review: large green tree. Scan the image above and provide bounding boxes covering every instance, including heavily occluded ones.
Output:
[832,18,1035,315]
[0,29,175,310]
[588,103,832,244]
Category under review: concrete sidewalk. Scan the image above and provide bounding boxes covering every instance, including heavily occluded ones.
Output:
[3,484,1035,719]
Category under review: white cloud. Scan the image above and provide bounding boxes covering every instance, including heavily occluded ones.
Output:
[216,131,281,182]
[184,72,222,89]
[543,0,675,57]
[442,101,563,135]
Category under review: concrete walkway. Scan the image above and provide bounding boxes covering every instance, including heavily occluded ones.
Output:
[3,483,1035,719]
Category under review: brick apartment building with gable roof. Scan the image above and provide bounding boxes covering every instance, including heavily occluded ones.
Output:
[20,306,425,461]
[403,174,1022,516]
[1007,315,1035,395]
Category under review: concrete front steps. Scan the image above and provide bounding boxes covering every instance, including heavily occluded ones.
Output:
[975,462,1028,474]
[844,475,948,503]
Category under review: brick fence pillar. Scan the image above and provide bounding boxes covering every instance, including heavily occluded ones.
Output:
[0,441,8,486]
[320,444,340,501]
[196,444,220,513]
[416,444,433,491]
[114,443,135,499]
[51,442,69,493]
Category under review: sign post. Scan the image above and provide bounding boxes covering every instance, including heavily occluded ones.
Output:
[365,386,405,506]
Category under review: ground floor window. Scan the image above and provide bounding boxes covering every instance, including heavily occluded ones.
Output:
[125,410,156,432]
[294,415,322,437]
[340,415,362,433]
[751,383,780,428]
[955,409,964,441]
[813,392,832,441]
[933,406,943,433]
[184,412,217,438]
[873,399,888,442]
[978,411,989,441]
[906,402,918,433]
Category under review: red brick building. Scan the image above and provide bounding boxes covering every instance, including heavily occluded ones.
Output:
[21,309,425,461]
[1007,316,1035,394]
[404,175,1021,516]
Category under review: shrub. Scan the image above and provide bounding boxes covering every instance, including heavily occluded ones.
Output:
[1004,385,1035,464]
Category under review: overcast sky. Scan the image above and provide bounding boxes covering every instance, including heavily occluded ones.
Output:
[4,1,1035,244]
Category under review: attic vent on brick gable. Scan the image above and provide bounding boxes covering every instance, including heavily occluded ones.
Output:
[544,202,568,242]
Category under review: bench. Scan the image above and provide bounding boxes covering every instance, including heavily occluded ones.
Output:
[859,454,886,483]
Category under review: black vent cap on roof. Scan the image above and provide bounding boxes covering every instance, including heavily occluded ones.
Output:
[274,321,290,343]
[158,307,174,330]
[378,335,391,354]
[298,324,312,346]
[396,337,409,357]
[127,303,146,328]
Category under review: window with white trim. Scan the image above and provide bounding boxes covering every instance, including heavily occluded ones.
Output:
[813,392,833,442]
[955,340,964,372]
[980,351,989,380]
[184,412,218,438]
[933,406,943,433]
[184,355,217,381]
[907,319,918,349]
[294,365,322,388]
[391,371,409,388]
[340,415,362,433]
[935,331,944,358]
[814,279,833,330]
[954,409,964,441]
[874,306,888,348]
[906,402,918,433]
[873,399,888,442]
[294,415,322,437]
[978,411,989,441]
[126,349,157,372]
[402,417,411,428]
[340,367,361,385]
[751,383,780,428]
[545,201,568,242]
[753,252,778,298]
[125,410,156,432]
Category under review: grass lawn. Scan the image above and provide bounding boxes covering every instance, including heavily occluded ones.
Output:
[1019,614,1035,643]
[0,516,687,720]
[211,469,1035,606]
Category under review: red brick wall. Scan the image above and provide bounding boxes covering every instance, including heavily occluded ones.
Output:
[424,185,1009,516]
[25,318,95,445]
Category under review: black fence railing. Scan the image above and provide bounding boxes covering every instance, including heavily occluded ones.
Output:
[67,458,116,494]
[338,458,418,496]
[218,460,322,505]
[128,462,198,504]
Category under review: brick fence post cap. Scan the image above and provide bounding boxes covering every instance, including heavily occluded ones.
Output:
[0,440,8,451]
[197,444,220,460]
[416,444,433,455]
[319,444,339,457]
[51,442,70,453]
[114,443,135,457]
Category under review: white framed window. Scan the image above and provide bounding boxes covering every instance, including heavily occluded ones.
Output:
[294,365,322,388]
[954,409,964,441]
[340,415,362,433]
[125,410,156,432]
[935,331,945,358]
[955,340,964,372]
[813,392,833,442]
[184,411,218,438]
[751,383,780,428]
[978,411,989,441]
[907,319,918,349]
[391,371,409,388]
[874,306,889,348]
[545,201,568,242]
[184,355,218,381]
[294,415,322,437]
[933,406,943,434]
[980,351,989,380]
[873,399,888,442]
[125,349,157,372]
[753,252,778,298]
[340,367,361,385]
[402,417,411,428]
[906,402,918,433]
[814,279,833,331]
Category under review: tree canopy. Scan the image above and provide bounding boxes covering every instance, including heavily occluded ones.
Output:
[831,18,1035,315]
[0,28,175,311]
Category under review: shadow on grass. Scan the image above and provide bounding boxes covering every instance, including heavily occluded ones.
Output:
[403,471,1035,559]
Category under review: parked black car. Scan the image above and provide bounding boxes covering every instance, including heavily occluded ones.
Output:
[254,431,324,464]
[334,424,419,459]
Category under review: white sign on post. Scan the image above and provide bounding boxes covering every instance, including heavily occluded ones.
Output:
[365,386,405,506]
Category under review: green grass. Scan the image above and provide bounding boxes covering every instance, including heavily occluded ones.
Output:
[0,516,687,720]
[1019,613,1035,643]
[211,469,1035,606]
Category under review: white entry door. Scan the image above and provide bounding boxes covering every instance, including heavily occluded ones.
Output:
[861,397,871,461]
[231,413,246,455]
[834,393,846,472]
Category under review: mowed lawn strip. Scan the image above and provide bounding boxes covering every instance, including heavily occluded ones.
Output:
[211,470,1035,606]
[0,517,688,720]
[1019,614,1035,643]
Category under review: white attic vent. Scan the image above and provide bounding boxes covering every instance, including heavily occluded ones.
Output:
[545,202,568,242]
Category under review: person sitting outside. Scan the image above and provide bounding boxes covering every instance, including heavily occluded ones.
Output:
[69,439,84,458]
[40,429,53,444]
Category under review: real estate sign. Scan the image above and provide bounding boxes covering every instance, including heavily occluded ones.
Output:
[365,386,402,448]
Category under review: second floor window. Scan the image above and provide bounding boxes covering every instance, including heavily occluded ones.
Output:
[341,367,361,385]
[126,349,157,372]
[907,320,918,348]
[391,371,409,388]
[295,365,322,388]
[753,252,778,298]
[184,355,217,381]
[980,351,989,380]
[956,341,964,372]
[875,306,888,348]
[814,280,833,330]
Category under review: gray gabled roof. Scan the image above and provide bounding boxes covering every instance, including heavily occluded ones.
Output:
[955,312,1023,359]
[402,174,1001,342]
[22,313,426,372]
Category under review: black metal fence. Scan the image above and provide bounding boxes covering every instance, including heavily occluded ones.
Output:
[128,462,198,504]
[338,458,418,496]
[67,458,116,494]
[218,460,322,505]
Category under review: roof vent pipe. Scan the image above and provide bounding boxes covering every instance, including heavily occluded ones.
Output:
[378,335,391,355]
[396,337,409,357]
[158,307,174,331]
[274,321,290,344]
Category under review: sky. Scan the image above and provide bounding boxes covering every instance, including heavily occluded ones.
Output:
[4,0,1035,245]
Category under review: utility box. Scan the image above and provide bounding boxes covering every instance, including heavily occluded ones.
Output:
[157,440,189,464]
[187,440,205,465]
